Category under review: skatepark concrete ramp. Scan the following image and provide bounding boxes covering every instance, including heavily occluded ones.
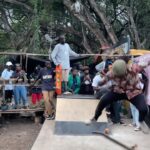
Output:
[31,95,109,150]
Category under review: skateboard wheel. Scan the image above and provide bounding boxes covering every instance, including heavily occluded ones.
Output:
[104,128,110,134]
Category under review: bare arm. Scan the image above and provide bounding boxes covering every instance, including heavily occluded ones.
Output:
[68,44,79,57]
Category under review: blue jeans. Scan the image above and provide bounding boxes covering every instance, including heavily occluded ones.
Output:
[130,103,140,127]
[14,86,28,106]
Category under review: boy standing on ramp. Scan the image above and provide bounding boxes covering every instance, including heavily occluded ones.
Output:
[51,35,80,94]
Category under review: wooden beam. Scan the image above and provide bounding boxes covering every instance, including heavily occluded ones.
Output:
[0,108,44,114]
[0,52,49,56]
[0,51,131,57]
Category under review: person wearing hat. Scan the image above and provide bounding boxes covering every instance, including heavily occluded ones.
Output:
[1,61,14,103]
[51,35,80,94]
[87,59,150,133]
[32,60,55,120]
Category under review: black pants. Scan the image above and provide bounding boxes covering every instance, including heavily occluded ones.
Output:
[111,101,121,123]
[5,90,13,101]
[79,84,94,95]
[95,88,109,99]
[95,89,122,122]
[145,106,150,127]
[94,91,148,122]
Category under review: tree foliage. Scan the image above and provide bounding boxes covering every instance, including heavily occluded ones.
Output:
[0,0,150,54]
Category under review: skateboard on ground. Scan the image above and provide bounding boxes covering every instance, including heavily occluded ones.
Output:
[92,130,137,150]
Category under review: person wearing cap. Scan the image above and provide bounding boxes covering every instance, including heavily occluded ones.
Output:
[87,59,150,133]
[32,60,55,120]
[51,35,80,94]
[11,64,28,109]
[1,61,14,103]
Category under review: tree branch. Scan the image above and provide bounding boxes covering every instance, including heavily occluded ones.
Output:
[3,0,33,12]
[63,0,109,47]
[87,0,118,44]
[81,24,93,54]
[126,6,141,48]
[0,8,16,33]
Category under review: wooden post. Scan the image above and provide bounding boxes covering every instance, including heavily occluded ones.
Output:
[20,55,23,66]
[25,55,28,72]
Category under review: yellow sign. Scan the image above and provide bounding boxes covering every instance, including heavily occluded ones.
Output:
[129,49,150,56]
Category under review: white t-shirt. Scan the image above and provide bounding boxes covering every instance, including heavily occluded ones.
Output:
[92,74,112,89]
[137,73,144,89]
[51,43,78,69]
[92,74,102,87]
[1,69,14,90]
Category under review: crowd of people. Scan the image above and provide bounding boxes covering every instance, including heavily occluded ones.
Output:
[1,62,28,109]
[51,35,150,134]
[0,35,150,134]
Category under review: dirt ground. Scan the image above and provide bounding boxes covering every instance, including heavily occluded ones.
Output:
[0,116,42,150]
[1,116,150,150]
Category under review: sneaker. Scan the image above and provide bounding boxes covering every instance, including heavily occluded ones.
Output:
[85,118,96,125]
[113,121,126,126]
[43,113,49,118]
[44,115,51,120]
[44,113,55,120]
[45,116,51,120]
[22,106,29,109]
[49,113,55,120]
[140,121,149,134]
[134,126,141,131]
[119,121,127,126]
[16,105,22,109]
[63,91,72,95]
[128,123,136,127]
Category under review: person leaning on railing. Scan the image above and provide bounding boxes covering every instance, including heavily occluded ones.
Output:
[11,64,28,109]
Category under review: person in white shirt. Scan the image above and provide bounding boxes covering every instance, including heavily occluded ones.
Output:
[1,61,14,103]
[51,35,80,93]
[92,73,111,99]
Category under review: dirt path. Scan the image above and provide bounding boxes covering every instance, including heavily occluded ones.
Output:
[0,117,42,150]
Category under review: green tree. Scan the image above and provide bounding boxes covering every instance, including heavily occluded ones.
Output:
[0,0,150,55]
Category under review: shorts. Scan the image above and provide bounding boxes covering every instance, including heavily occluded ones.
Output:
[62,69,69,82]
[31,93,43,105]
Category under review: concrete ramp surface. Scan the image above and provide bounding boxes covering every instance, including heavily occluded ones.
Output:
[55,98,107,122]
[55,98,108,135]
[32,96,111,150]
